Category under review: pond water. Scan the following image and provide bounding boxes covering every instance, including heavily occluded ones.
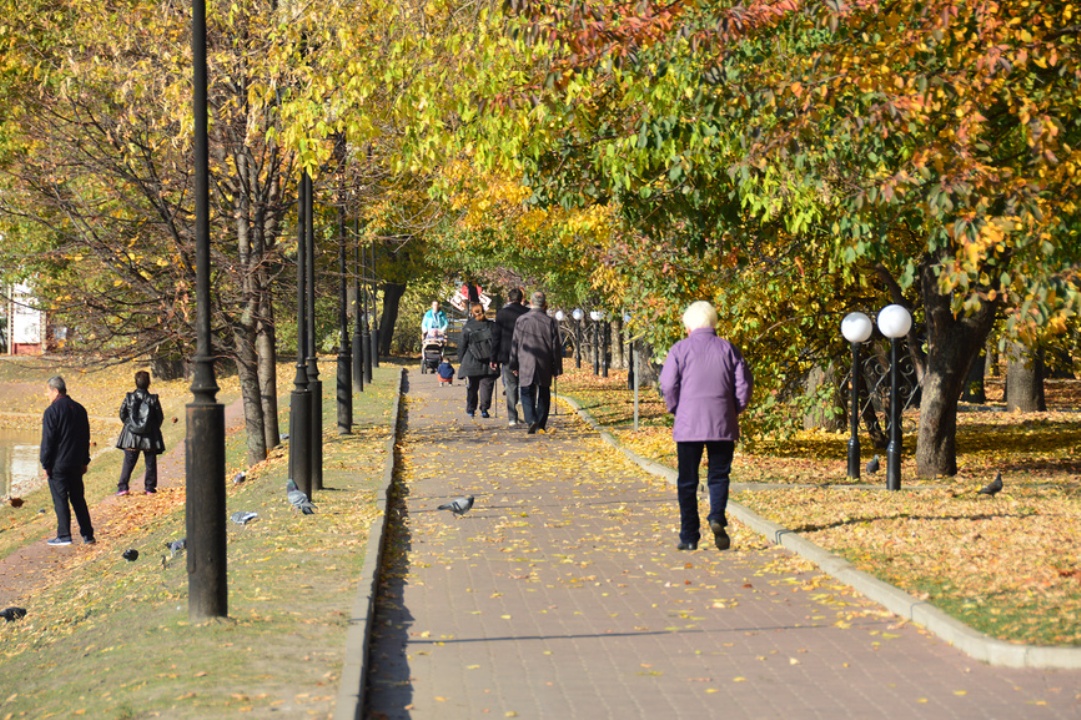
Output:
[0,428,42,498]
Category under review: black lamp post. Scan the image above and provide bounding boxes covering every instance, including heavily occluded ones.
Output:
[369,239,379,369]
[590,310,602,375]
[553,310,565,416]
[572,308,583,369]
[304,174,323,491]
[336,196,352,434]
[290,176,312,500]
[361,238,373,384]
[841,312,873,479]
[186,0,227,620]
[352,219,364,393]
[877,304,912,491]
[602,317,610,378]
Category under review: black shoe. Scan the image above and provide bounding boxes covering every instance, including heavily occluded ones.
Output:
[83,536,96,545]
[527,422,539,434]
[677,541,698,551]
[480,410,490,418]
[709,519,731,551]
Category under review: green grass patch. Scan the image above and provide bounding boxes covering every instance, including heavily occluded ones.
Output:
[0,362,401,718]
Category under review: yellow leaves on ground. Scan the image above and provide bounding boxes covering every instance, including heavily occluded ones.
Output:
[560,368,1081,646]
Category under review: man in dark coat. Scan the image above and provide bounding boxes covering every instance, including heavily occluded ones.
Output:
[490,287,529,426]
[115,370,166,495]
[509,291,563,434]
[40,376,94,546]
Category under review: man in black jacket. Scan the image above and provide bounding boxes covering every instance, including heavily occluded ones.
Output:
[490,288,530,426]
[40,376,94,546]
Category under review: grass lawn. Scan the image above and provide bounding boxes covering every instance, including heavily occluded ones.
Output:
[0,357,401,719]
[557,367,1081,647]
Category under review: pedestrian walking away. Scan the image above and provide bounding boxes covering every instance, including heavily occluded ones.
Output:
[39,376,95,546]
[115,370,166,496]
[457,303,499,418]
[660,301,752,552]
[490,287,529,425]
[510,291,563,434]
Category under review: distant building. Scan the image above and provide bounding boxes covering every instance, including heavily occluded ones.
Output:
[4,283,46,356]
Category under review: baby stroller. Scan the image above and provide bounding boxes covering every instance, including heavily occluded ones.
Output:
[420,329,446,374]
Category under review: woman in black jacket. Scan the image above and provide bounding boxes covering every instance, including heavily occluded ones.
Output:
[115,371,166,495]
[457,303,500,418]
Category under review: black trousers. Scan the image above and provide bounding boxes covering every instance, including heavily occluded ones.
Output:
[520,383,551,428]
[117,448,159,492]
[465,376,496,415]
[676,441,734,545]
[48,470,94,541]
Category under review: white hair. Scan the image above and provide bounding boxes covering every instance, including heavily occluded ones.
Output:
[682,301,717,332]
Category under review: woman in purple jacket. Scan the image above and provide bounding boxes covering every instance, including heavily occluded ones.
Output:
[660,301,753,552]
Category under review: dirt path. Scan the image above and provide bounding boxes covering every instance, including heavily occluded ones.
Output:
[0,397,247,607]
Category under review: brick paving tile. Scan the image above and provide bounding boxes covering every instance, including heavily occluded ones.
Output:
[365,371,1081,719]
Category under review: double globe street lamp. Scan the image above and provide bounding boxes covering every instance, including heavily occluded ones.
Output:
[842,305,912,490]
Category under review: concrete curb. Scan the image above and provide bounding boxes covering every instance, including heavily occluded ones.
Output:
[558,393,1081,670]
[335,368,407,720]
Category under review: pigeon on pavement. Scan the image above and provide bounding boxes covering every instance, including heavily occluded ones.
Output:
[230,510,259,525]
[166,538,186,557]
[122,548,139,562]
[438,495,475,516]
[286,480,316,514]
[865,455,880,474]
[978,472,1003,497]
[0,607,27,622]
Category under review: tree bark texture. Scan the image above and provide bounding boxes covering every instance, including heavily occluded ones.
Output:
[915,262,997,477]
[378,282,407,357]
[257,283,280,450]
[1005,341,1046,412]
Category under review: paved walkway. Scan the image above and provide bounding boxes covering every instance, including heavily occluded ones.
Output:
[365,371,1080,719]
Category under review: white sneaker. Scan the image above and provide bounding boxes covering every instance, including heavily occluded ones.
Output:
[508,420,518,427]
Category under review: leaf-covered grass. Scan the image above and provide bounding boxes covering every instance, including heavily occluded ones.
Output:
[0,360,401,718]
[558,368,1081,646]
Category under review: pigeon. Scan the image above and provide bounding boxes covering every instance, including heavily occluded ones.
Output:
[122,548,139,562]
[279,433,289,441]
[978,472,1003,497]
[437,495,475,516]
[8,497,23,508]
[233,471,246,485]
[230,510,259,525]
[865,455,880,474]
[166,538,186,557]
[286,480,316,514]
[0,607,27,622]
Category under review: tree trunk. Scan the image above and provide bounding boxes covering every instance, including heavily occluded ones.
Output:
[803,364,844,431]
[234,326,268,466]
[915,263,997,477]
[378,282,407,356]
[961,349,987,404]
[151,344,189,380]
[1005,341,1046,411]
[257,282,280,449]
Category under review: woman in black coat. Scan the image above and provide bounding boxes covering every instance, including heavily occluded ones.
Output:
[115,371,166,495]
[457,303,500,418]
